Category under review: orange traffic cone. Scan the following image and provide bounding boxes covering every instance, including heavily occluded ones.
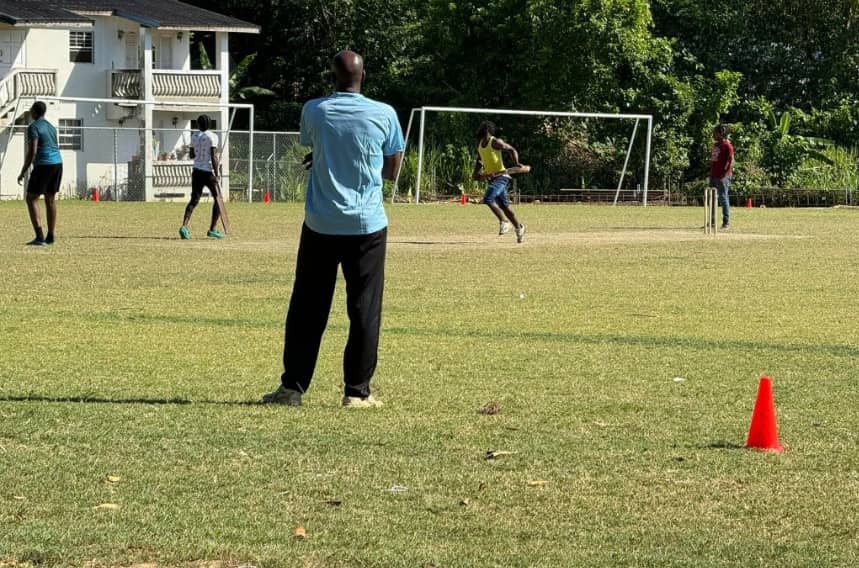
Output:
[93,187,100,202]
[264,190,271,203]
[746,376,784,452]
[461,193,467,205]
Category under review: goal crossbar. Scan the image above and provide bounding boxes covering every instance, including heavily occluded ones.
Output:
[393,106,653,206]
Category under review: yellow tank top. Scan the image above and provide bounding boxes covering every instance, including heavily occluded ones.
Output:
[478,136,506,176]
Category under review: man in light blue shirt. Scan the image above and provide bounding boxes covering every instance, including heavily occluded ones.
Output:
[263,51,404,408]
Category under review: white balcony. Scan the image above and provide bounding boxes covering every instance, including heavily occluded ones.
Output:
[0,69,57,116]
[109,69,222,101]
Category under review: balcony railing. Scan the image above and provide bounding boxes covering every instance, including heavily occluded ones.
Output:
[109,70,222,100]
[0,69,57,114]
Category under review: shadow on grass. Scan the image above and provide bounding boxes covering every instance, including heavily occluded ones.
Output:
[386,326,859,358]
[65,235,175,241]
[390,240,479,245]
[0,395,260,406]
[699,441,746,450]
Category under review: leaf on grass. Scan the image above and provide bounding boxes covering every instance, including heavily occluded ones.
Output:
[323,500,342,507]
[478,482,487,492]
[94,503,121,510]
[293,526,307,539]
[527,480,548,488]
[460,498,470,506]
[479,402,501,415]
[13,495,26,501]
[485,450,515,459]
[105,475,122,483]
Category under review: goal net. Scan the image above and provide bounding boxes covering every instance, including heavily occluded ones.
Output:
[392,106,654,206]
[0,96,257,202]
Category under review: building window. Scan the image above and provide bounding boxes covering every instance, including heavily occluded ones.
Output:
[58,119,83,151]
[69,31,93,63]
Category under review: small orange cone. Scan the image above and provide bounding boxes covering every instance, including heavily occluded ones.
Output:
[264,190,271,203]
[746,376,784,452]
[747,198,752,208]
[461,193,467,205]
[93,187,100,202]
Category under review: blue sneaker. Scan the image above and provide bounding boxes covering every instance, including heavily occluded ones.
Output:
[179,226,190,240]
[26,238,47,246]
[207,229,225,239]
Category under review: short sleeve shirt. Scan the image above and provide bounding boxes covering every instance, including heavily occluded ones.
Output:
[299,92,405,235]
[710,140,734,178]
[27,118,62,166]
[192,130,219,172]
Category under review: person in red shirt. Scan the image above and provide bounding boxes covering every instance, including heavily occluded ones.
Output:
[709,125,734,230]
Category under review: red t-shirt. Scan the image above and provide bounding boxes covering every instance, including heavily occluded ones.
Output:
[710,140,734,178]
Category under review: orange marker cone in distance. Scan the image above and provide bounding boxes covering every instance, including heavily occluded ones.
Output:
[93,187,99,202]
[461,193,467,205]
[747,198,752,208]
[264,190,271,203]
[746,376,784,452]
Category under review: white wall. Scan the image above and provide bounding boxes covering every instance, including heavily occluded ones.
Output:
[1,16,195,199]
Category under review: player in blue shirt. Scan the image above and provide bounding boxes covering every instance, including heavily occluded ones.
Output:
[263,51,405,408]
[18,101,63,246]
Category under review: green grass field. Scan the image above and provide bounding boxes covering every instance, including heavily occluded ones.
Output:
[1,201,858,567]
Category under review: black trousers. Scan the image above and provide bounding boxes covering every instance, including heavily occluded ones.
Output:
[280,223,387,397]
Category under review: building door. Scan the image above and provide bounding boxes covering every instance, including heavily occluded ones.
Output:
[154,35,173,69]
[124,31,139,69]
[0,31,25,78]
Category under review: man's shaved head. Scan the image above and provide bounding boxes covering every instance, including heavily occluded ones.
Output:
[333,50,365,92]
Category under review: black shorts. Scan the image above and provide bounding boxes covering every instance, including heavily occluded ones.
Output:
[28,164,63,195]
[191,168,219,198]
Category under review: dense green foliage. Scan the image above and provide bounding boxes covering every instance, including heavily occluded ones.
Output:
[189,0,859,194]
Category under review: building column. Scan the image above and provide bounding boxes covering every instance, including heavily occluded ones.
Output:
[216,32,230,198]
[142,27,154,201]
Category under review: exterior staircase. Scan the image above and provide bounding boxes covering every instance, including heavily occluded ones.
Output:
[0,68,58,126]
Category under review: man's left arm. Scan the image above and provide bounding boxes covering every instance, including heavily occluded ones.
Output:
[381,108,405,181]
[493,138,521,167]
[722,143,735,182]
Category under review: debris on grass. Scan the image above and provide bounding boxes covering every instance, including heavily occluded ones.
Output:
[479,401,502,415]
[485,450,515,459]
[387,485,409,493]
[478,482,487,492]
[460,498,470,506]
[527,480,548,488]
[105,475,122,483]
[673,377,685,383]
[294,526,307,539]
[93,503,120,510]
[323,500,342,507]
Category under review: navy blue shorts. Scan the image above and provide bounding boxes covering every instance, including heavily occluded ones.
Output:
[27,164,63,195]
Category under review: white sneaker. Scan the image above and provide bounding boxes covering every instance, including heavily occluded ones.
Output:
[499,221,511,235]
[515,224,526,243]
[261,385,302,406]
[341,394,384,408]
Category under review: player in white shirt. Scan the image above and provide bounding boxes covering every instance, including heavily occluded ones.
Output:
[179,115,225,239]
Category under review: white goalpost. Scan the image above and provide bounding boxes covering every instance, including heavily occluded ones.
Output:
[1,95,255,201]
[392,106,653,206]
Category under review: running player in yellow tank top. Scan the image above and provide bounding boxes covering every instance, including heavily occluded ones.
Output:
[472,121,526,243]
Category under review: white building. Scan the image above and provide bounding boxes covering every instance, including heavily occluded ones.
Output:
[0,0,259,200]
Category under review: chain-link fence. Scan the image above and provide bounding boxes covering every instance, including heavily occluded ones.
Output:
[0,125,308,202]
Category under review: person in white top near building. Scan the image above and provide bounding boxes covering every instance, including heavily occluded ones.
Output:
[179,115,224,239]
